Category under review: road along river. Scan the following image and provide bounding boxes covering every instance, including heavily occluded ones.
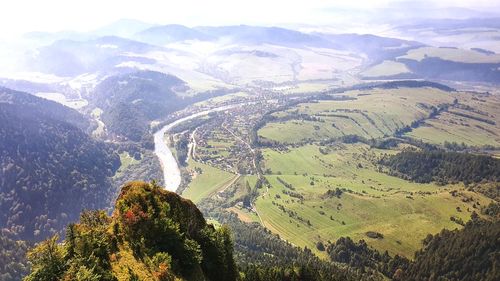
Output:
[153,104,244,192]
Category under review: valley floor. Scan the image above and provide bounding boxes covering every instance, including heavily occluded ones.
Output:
[163,82,499,258]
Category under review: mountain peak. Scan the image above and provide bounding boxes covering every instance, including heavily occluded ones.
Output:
[24,181,238,281]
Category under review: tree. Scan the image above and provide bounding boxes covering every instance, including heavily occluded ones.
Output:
[65,224,76,259]
[316,241,325,251]
[24,235,66,281]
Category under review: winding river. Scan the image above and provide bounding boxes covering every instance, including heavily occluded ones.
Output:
[153,104,242,192]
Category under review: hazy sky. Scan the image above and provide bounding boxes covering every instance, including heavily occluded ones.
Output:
[1,0,499,37]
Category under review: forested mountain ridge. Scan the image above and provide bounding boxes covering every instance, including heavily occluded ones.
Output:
[91,71,187,142]
[24,36,162,76]
[0,89,120,241]
[0,87,90,131]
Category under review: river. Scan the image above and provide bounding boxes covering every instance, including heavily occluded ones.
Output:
[153,104,242,192]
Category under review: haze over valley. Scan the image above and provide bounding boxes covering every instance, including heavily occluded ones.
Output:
[0,1,499,280]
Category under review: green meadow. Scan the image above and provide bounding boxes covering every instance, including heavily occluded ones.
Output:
[182,160,236,203]
[255,144,493,257]
[182,85,499,258]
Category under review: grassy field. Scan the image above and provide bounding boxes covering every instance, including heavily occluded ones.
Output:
[114,152,140,179]
[273,82,334,95]
[259,119,344,143]
[407,92,500,146]
[226,206,260,223]
[179,85,499,260]
[182,159,236,203]
[398,46,500,63]
[35,92,88,109]
[407,113,499,146]
[204,45,362,84]
[259,87,456,144]
[192,91,250,108]
[255,143,493,257]
[360,60,411,77]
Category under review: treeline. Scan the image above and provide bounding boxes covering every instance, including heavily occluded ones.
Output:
[325,216,500,281]
[317,134,438,151]
[379,150,500,184]
[394,103,451,137]
[324,80,456,94]
[327,237,409,279]
[372,80,455,92]
[448,110,496,125]
[206,210,372,280]
[404,217,499,281]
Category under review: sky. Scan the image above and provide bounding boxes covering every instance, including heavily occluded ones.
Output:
[1,0,499,38]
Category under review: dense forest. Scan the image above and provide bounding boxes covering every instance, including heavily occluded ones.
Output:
[379,150,500,184]
[402,217,500,281]
[0,89,120,241]
[0,232,29,281]
[92,71,187,142]
[327,237,410,279]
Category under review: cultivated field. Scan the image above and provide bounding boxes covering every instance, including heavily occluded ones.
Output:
[407,91,500,146]
[182,160,235,203]
[360,60,411,78]
[398,46,500,63]
[177,84,499,258]
[255,143,492,257]
[259,87,458,144]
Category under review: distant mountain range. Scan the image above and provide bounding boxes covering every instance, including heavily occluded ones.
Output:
[24,36,162,76]
[13,18,500,90]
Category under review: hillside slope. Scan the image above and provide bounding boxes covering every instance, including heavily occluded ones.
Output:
[0,88,119,241]
[91,71,187,143]
[0,87,90,131]
[404,218,500,281]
